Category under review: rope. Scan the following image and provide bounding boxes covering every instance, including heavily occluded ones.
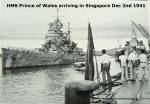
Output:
[90,84,123,104]
[113,84,124,94]
[92,78,122,96]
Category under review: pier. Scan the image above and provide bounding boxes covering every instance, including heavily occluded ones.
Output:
[115,80,150,104]
[64,79,150,104]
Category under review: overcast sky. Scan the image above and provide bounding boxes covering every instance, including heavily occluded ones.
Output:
[0,0,149,40]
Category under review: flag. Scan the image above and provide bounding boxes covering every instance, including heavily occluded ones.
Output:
[85,23,95,81]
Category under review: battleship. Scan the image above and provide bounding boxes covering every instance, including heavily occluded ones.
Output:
[1,11,85,69]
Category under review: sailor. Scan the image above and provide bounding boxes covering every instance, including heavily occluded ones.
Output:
[124,44,129,56]
[100,49,112,85]
[119,50,128,82]
[139,40,145,50]
[137,49,149,81]
[127,46,138,80]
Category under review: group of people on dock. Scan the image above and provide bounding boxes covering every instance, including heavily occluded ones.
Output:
[119,46,149,82]
[100,45,149,85]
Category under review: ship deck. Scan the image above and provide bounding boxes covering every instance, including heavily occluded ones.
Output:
[114,80,150,104]
[92,78,150,104]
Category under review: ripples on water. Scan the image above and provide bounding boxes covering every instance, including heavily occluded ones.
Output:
[0,57,121,104]
[0,63,84,104]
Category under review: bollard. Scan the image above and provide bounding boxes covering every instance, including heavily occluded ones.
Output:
[65,80,99,104]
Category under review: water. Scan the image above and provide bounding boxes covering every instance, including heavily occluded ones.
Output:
[0,64,84,104]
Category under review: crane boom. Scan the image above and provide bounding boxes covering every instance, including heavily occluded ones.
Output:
[131,21,149,39]
[138,24,149,37]
[131,21,150,50]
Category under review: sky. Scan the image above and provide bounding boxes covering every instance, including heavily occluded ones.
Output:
[0,0,149,41]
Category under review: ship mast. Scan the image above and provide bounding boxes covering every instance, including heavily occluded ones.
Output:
[129,21,138,47]
[132,22,137,39]
[56,8,59,34]
[55,8,63,36]
[67,22,71,40]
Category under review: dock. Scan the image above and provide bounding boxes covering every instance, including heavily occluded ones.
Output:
[114,80,150,104]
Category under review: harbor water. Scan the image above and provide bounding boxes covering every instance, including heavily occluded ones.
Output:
[0,63,84,104]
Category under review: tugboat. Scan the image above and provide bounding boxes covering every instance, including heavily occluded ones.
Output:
[74,62,86,71]
[1,10,85,69]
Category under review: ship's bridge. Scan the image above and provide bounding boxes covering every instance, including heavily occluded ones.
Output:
[44,34,56,43]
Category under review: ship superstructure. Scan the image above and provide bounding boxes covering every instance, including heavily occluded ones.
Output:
[41,18,73,53]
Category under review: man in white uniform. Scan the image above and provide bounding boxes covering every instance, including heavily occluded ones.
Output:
[100,49,112,84]
[127,47,138,80]
[119,50,128,82]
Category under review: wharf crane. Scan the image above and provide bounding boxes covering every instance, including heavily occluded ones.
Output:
[131,21,150,51]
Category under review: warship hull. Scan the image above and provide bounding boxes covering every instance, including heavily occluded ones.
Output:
[1,48,84,69]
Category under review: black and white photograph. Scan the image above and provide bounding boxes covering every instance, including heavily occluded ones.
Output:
[0,0,149,104]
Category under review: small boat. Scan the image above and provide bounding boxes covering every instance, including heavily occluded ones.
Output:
[74,62,86,71]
